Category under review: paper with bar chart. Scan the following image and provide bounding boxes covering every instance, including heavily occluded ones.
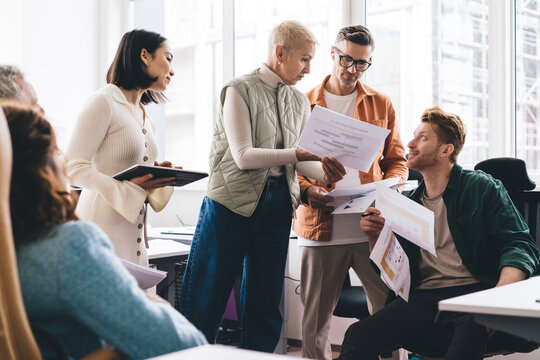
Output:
[298,106,390,171]
[329,178,403,214]
[370,223,411,301]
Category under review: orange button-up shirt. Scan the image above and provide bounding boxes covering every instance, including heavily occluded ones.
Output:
[293,75,408,241]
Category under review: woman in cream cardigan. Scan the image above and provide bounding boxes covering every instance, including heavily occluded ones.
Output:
[179,21,346,352]
[66,29,176,266]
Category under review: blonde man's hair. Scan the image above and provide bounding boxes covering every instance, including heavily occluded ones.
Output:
[421,106,467,163]
[267,20,318,60]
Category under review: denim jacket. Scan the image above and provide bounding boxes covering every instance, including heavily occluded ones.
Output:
[399,164,540,288]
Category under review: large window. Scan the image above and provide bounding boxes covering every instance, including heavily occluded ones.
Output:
[366,0,490,168]
[161,0,341,174]
[234,0,342,93]
[516,0,540,179]
[4,1,537,183]
[163,0,223,172]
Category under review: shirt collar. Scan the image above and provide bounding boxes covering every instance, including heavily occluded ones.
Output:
[310,75,377,107]
[446,163,463,191]
[408,163,462,201]
[103,84,129,105]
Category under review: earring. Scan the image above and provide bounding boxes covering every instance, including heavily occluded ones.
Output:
[278,61,282,65]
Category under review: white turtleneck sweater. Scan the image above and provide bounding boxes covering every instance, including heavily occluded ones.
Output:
[223,63,325,180]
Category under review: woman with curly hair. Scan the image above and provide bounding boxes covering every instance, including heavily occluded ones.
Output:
[3,103,206,359]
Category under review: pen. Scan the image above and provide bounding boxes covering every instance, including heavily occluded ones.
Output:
[361,212,376,217]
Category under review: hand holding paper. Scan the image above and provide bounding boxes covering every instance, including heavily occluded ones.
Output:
[359,206,385,245]
[321,157,347,183]
[305,186,334,209]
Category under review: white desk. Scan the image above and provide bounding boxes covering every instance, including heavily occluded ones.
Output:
[148,239,190,260]
[439,276,540,342]
[148,235,192,306]
[147,344,290,359]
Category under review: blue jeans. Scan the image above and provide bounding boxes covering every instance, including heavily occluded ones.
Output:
[179,176,292,352]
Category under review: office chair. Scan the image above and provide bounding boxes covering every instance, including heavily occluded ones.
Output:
[0,109,125,360]
[474,157,538,245]
[332,272,370,320]
[333,273,394,359]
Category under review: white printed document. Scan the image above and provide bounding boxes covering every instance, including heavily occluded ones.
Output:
[298,106,390,171]
[375,184,436,255]
[329,177,402,198]
[332,193,376,215]
[329,177,403,214]
[370,223,411,301]
[121,259,167,290]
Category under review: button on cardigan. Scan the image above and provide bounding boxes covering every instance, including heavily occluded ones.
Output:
[66,84,173,265]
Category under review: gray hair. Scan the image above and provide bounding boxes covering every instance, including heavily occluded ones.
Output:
[335,25,375,49]
[268,20,318,60]
[0,65,25,100]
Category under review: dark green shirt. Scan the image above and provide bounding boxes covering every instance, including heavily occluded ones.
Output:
[400,164,539,288]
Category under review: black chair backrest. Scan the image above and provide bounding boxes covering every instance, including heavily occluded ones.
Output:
[474,157,536,192]
[474,157,538,246]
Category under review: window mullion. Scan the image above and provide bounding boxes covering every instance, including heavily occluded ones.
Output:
[343,0,366,26]
[223,0,234,83]
[488,0,515,158]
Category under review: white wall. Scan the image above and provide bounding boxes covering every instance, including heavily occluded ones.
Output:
[0,0,130,149]
[147,186,206,227]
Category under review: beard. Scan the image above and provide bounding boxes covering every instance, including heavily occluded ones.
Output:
[407,152,438,172]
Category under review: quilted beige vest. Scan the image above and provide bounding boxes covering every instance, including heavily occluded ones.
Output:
[206,69,305,217]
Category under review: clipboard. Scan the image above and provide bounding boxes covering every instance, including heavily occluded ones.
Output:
[113,165,208,187]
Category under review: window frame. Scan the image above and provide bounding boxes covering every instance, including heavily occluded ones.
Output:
[133,0,540,185]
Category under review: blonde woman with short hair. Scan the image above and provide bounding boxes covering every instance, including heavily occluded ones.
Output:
[179,20,345,352]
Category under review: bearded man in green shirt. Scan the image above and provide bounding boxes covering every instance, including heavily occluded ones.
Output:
[337,106,539,360]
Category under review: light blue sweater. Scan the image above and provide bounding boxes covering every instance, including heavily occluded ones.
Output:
[17,221,207,359]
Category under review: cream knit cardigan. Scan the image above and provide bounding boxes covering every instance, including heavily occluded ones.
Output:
[66,84,173,265]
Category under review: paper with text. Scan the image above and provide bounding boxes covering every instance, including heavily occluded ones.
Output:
[121,259,167,290]
[298,106,390,171]
[375,184,436,255]
[370,223,411,301]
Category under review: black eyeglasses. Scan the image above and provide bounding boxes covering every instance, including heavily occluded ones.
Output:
[334,47,372,72]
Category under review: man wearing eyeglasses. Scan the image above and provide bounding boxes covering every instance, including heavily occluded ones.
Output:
[294,25,408,360]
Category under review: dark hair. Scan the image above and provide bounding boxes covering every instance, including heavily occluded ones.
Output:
[335,25,375,49]
[3,102,78,244]
[421,106,467,163]
[106,29,168,105]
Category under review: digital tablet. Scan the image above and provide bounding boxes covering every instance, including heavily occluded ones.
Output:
[113,165,208,187]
